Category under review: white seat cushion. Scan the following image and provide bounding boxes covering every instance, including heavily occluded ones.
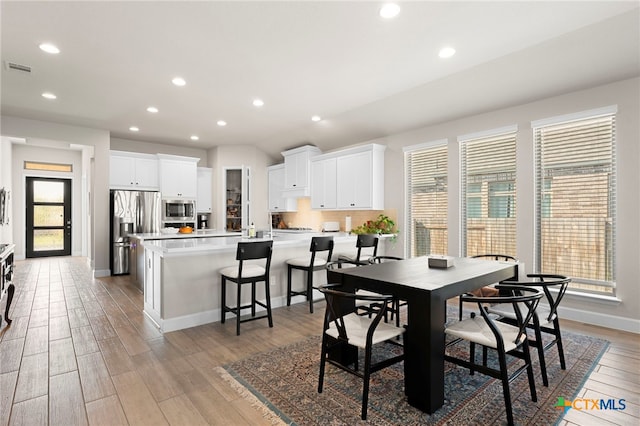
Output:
[220,264,266,279]
[325,312,405,349]
[445,316,525,352]
[287,257,328,267]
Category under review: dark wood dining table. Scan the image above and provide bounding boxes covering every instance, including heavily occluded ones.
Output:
[326,255,517,414]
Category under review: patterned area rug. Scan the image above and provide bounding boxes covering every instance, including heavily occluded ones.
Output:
[217,322,608,425]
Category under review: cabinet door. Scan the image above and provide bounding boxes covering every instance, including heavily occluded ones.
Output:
[134,157,159,189]
[284,152,301,189]
[337,151,372,209]
[109,155,136,188]
[160,159,197,198]
[197,168,212,212]
[311,158,337,209]
[268,166,297,212]
[144,250,154,307]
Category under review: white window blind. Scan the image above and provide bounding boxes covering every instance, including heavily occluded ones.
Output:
[460,130,517,257]
[405,144,448,257]
[534,113,616,293]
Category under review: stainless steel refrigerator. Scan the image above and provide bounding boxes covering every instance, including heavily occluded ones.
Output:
[110,190,161,275]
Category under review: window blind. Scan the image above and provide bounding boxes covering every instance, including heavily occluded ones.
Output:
[405,144,448,257]
[460,131,517,257]
[534,113,616,293]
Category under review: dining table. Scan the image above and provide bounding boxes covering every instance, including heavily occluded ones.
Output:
[326,255,518,414]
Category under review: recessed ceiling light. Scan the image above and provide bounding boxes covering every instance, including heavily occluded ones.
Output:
[253,99,264,107]
[172,77,186,86]
[146,106,158,113]
[217,120,227,127]
[379,3,400,19]
[190,135,199,141]
[311,115,322,122]
[41,92,57,100]
[39,43,60,54]
[439,46,456,59]
[129,126,139,132]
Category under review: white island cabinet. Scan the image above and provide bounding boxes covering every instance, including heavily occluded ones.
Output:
[140,232,378,332]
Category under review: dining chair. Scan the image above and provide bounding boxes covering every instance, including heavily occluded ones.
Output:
[445,285,542,426]
[368,255,405,327]
[459,254,519,320]
[488,273,571,387]
[220,240,273,335]
[337,234,379,265]
[286,236,334,313]
[317,283,405,420]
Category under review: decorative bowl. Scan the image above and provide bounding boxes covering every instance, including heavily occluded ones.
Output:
[178,226,193,234]
[160,228,179,234]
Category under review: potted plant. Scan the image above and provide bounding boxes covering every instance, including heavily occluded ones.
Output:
[351,214,398,240]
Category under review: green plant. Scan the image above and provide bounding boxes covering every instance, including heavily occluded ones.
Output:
[351,214,397,235]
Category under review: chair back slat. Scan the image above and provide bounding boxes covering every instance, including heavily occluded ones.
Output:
[355,234,379,263]
[503,274,571,323]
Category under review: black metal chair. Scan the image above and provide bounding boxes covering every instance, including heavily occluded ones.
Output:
[488,273,571,387]
[368,255,405,326]
[337,234,378,265]
[459,254,519,320]
[317,283,405,420]
[220,241,274,335]
[286,236,334,313]
[445,285,542,426]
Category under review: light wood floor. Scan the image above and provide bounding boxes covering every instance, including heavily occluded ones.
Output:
[0,257,638,425]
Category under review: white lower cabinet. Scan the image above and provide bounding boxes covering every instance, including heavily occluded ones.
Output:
[144,250,162,325]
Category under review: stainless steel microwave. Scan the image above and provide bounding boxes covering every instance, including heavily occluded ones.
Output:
[162,199,196,222]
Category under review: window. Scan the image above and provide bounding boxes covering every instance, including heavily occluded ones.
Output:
[405,142,448,257]
[460,128,517,257]
[533,107,616,294]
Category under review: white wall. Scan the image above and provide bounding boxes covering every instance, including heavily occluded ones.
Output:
[0,138,13,243]
[11,144,83,258]
[0,116,111,276]
[371,77,640,331]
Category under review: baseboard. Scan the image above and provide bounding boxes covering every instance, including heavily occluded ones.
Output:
[93,269,111,278]
[558,306,640,334]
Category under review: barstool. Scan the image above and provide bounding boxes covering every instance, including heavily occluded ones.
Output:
[338,234,379,265]
[286,236,334,313]
[220,240,273,335]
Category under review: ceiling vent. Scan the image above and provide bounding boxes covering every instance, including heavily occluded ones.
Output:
[5,61,32,73]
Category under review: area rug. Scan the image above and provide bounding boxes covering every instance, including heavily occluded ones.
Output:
[217,324,608,425]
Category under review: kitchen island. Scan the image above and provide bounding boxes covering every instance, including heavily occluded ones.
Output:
[140,232,384,332]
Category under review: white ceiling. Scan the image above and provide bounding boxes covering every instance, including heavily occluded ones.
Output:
[1,1,639,157]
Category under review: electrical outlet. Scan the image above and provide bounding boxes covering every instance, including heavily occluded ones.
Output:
[270,275,277,286]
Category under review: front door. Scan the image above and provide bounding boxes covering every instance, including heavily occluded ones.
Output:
[25,177,72,258]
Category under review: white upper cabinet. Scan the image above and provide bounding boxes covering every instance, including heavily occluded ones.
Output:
[157,154,199,199]
[310,157,337,209]
[197,167,213,213]
[281,145,321,197]
[268,164,297,212]
[309,144,385,210]
[109,151,159,190]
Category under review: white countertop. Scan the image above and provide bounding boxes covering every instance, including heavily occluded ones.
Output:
[130,230,240,240]
[142,231,358,256]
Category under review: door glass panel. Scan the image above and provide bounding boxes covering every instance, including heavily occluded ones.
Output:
[33,229,64,251]
[34,206,64,226]
[33,181,64,202]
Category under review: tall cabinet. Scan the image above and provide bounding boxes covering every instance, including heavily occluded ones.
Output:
[224,167,250,232]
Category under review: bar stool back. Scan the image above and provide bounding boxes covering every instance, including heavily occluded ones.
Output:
[220,240,274,335]
[286,236,334,313]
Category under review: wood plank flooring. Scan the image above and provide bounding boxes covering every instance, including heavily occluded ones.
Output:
[0,257,638,425]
